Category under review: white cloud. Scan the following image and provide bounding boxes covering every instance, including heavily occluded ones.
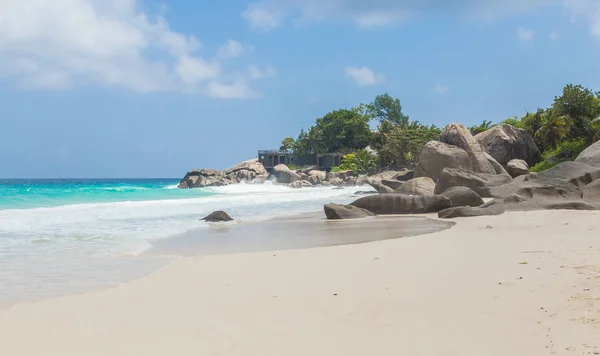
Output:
[242,4,284,30]
[0,0,274,98]
[517,26,535,41]
[344,66,385,86]
[241,0,600,39]
[206,81,261,99]
[433,84,450,95]
[248,65,277,79]
[217,40,246,59]
[175,56,221,85]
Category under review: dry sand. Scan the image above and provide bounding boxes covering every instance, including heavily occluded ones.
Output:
[0,210,599,356]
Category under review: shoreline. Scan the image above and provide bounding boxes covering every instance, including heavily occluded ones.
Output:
[0,210,598,355]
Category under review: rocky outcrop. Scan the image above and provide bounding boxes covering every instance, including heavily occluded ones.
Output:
[289,180,313,188]
[271,164,302,184]
[367,179,395,194]
[350,194,452,215]
[475,124,541,166]
[489,174,583,201]
[484,152,511,176]
[582,179,600,202]
[326,170,355,181]
[323,203,375,220]
[438,186,484,207]
[575,139,600,167]
[438,201,505,218]
[414,141,473,180]
[440,123,497,175]
[381,179,404,190]
[537,161,600,188]
[307,170,327,185]
[433,168,512,198]
[507,159,529,178]
[395,177,435,196]
[395,169,415,182]
[201,211,234,222]
[178,159,268,188]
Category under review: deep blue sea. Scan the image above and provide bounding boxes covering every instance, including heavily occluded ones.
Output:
[0,178,359,307]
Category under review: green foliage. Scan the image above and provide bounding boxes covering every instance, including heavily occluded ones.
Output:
[351,149,379,175]
[552,84,600,143]
[293,127,326,156]
[502,116,523,128]
[314,109,372,152]
[337,153,358,173]
[535,109,572,150]
[530,138,587,173]
[286,163,301,170]
[368,93,410,127]
[469,120,494,135]
[280,137,295,153]
[377,126,441,169]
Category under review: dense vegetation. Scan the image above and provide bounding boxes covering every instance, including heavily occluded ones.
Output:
[281,84,600,174]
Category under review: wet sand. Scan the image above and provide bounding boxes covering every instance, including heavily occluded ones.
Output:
[148,212,454,256]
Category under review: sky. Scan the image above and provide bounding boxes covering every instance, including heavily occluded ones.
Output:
[0,0,599,178]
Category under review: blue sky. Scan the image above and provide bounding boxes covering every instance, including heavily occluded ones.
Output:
[0,0,599,178]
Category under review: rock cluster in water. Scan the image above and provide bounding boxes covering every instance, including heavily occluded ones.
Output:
[178,123,600,220]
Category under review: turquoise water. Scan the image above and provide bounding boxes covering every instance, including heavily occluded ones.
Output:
[0,178,204,210]
[0,179,363,308]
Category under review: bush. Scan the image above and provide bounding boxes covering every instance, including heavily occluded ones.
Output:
[287,164,301,170]
[530,138,587,173]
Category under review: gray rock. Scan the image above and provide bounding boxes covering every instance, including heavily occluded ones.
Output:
[366,179,395,194]
[271,164,303,184]
[507,159,529,178]
[307,170,327,185]
[434,168,512,198]
[201,211,234,222]
[490,174,583,201]
[439,186,484,207]
[178,159,268,188]
[355,174,369,186]
[414,141,473,180]
[484,152,511,176]
[326,170,355,181]
[582,179,600,202]
[440,123,496,174]
[345,177,357,187]
[324,203,375,220]
[395,170,415,181]
[329,177,344,186]
[381,179,404,190]
[475,124,541,166]
[537,161,600,188]
[575,139,600,167]
[395,177,435,196]
[350,194,452,215]
[289,180,313,188]
[438,201,506,218]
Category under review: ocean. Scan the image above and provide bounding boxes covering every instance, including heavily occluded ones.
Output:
[0,178,363,307]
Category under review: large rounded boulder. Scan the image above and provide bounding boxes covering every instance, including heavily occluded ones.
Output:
[414,141,473,181]
[324,204,375,220]
[440,123,497,175]
[271,164,302,184]
[475,124,541,166]
[350,194,452,215]
[438,186,484,207]
[395,177,435,196]
[575,139,600,167]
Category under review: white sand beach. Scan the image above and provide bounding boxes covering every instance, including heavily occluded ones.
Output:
[0,210,599,356]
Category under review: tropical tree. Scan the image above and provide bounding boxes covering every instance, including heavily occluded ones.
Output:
[368,93,410,128]
[351,149,379,175]
[279,137,295,153]
[469,120,494,135]
[552,83,600,144]
[294,127,326,156]
[378,126,441,168]
[535,109,572,150]
[314,109,371,152]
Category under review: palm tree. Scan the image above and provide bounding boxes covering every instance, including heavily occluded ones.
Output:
[351,149,379,174]
[535,109,572,149]
[303,126,326,154]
